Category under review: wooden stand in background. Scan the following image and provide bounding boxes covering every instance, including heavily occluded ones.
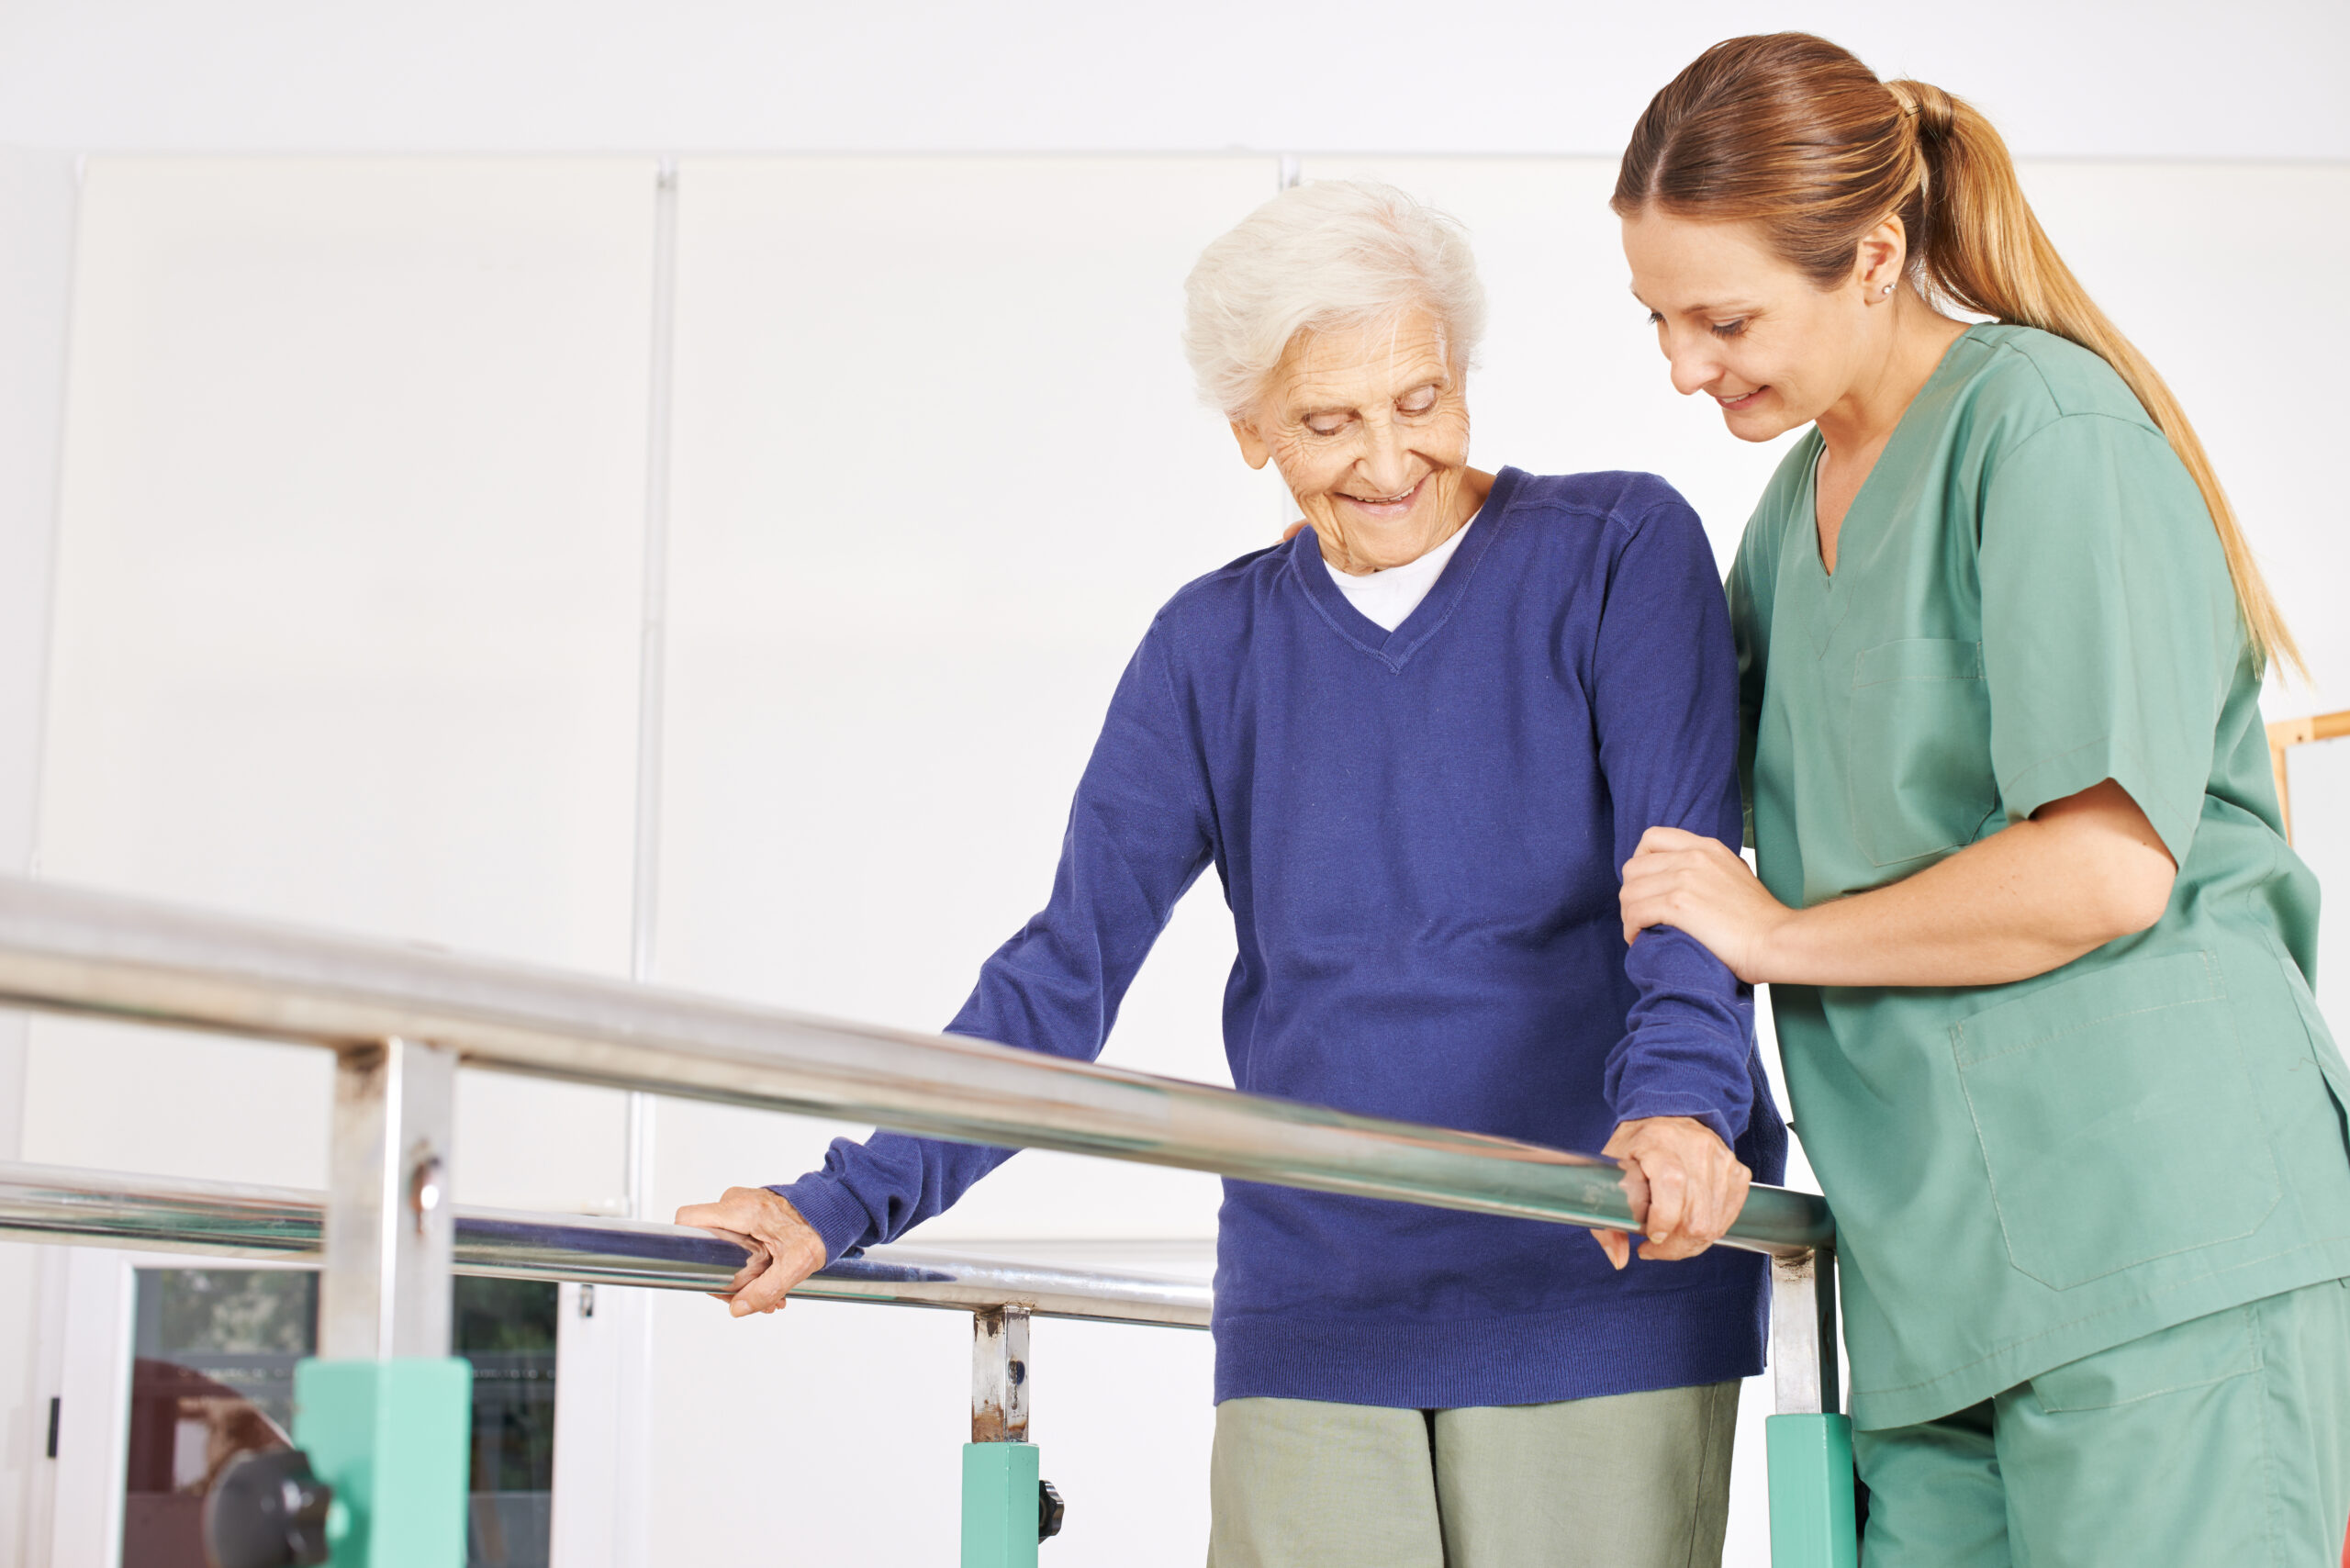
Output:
[2266,711,2350,846]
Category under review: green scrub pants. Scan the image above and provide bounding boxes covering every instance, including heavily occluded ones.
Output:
[1206,1380,1739,1568]
[1856,1280,2350,1567]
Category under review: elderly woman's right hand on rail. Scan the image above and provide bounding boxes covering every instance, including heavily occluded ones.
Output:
[1588,1114,1755,1271]
[675,1186,827,1316]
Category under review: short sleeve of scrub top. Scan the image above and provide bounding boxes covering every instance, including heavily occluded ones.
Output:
[1740,324,2350,1431]
[1977,412,2232,865]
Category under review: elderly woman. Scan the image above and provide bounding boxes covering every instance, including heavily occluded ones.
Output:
[677,181,1780,1568]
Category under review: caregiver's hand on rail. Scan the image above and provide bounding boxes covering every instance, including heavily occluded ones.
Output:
[1617,778,2177,989]
[675,1186,828,1317]
[1589,1115,1752,1271]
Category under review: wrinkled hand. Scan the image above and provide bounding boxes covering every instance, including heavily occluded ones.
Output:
[1619,826,1793,983]
[673,1186,828,1317]
[1588,1116,1752,1271]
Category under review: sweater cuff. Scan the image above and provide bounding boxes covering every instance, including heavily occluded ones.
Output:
[767,1174,876,1266]
[1606,1092,1736,1151]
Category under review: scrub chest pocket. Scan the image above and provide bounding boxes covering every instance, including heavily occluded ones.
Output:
[1848,639,1999,868]
[1953,950,2283,1290]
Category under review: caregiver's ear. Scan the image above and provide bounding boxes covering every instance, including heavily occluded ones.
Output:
[1229,420,1272,470]
[1850,216,1910,300]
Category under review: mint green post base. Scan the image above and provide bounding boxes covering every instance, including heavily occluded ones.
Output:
[1765,1413,1859,1568]
[293,1358,473,1568]
[962,1441,1041,1568]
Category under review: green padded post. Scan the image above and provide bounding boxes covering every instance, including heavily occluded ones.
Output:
[294,1357,473,1568]
[1765,1412,1859,1568]
[962,1440,1042,1568]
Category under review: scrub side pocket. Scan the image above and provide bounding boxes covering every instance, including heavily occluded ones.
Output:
[2028,1301,2261,1412]
[1847,638,1999,868]
[2268,935,2350,1159]
[1953,950,2282,1290]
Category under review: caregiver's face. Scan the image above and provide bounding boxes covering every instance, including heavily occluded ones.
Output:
[1235,307,1472,572]
[1621,210,1869,443]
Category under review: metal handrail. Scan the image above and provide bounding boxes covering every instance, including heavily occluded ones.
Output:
[0,876,1831,1254]
[0,1160,1210,1328]
[0,874,1855,1562]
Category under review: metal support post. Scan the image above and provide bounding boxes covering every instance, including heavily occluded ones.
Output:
[971,1305,1031,1444]
[1764,1248,1858,1568]
[296,1037,472,1566]
[965,1305,1057,1568]
[321,1036,457,1359]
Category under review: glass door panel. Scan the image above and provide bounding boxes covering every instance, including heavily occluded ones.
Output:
[120,1268,559,1568]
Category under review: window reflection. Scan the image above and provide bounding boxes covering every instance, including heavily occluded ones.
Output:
[455,1275,559,1566]
[120,1269,558,1568]
[124,1269,310,1566]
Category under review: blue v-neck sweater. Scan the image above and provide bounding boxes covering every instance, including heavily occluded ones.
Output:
[778,468,1785,1408]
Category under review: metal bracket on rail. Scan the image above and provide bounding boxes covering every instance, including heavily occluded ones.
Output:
[965,1305,1064,1566]
[1765,1247,1858,1567]
[204,1036,476,1565]
[310,1038,477,1565]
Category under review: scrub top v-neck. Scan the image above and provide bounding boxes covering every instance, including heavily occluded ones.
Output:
[1730,323,2350,1430]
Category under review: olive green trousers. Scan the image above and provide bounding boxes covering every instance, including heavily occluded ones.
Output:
[1856,1280,2350,1567]
[1205,1380,1740,1568]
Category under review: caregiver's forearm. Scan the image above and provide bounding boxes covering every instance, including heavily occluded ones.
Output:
[1756,781,2176,989]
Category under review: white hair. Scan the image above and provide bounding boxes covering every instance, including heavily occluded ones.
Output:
[1182,179,1487,420]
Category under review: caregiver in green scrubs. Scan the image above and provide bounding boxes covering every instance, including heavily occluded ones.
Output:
[1609,32,2350,1567]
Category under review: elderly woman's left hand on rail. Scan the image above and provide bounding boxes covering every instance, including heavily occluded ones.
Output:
[1587,1116,1753,1271]
[674,1186,829,1316]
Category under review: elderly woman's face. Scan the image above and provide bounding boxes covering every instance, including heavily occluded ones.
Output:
[1234,307,1476,574]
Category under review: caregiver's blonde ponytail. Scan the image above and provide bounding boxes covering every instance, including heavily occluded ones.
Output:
[1616,33,2300,676]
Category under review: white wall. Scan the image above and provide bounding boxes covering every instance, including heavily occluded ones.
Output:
[0,152,76,882]
[28,158,656,1212]
[0,1,2341,161]
[0,143,79,1568]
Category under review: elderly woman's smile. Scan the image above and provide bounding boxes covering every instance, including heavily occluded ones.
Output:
[1232,307,1486,576]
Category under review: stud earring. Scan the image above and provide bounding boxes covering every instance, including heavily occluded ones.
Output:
[1881,283,1895,296]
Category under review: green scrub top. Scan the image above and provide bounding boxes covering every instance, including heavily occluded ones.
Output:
[1731,323,2350,1431]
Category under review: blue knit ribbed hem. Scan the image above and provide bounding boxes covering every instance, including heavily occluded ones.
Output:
[767,1176,871,1265]
[1609,1089,1740,1149]
[1211,1282,1765,1408]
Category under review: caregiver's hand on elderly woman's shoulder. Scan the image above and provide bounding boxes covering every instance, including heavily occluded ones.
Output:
[674,1186,828,1316]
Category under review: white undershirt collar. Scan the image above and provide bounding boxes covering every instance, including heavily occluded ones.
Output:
[1326,513,1479,633]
